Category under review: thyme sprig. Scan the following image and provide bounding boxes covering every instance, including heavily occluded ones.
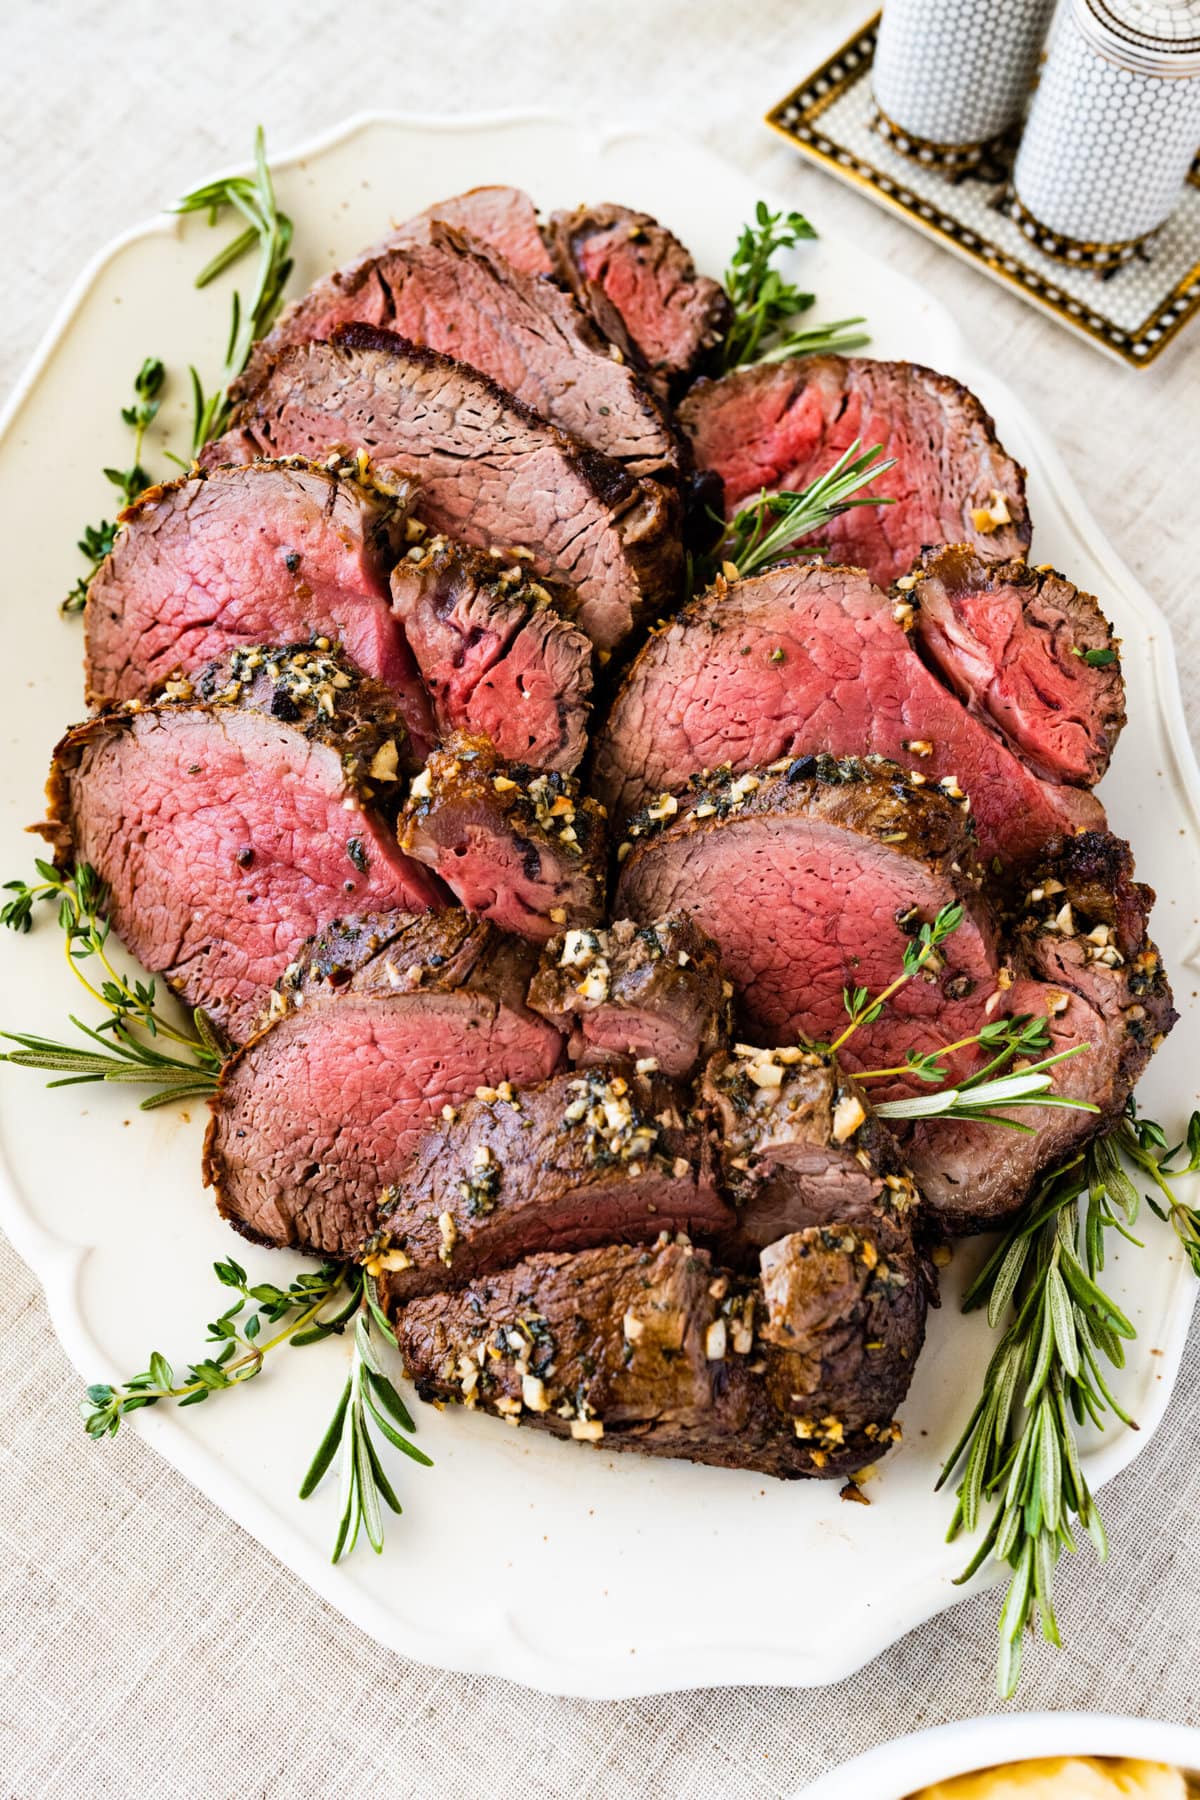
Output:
[300,1303,432,1563]
[720,201,868,372]
[937,1124,1153,1697]
[61,357,165,614]
[1117,1103,1200,1277]
[0,861,223,1108]
[83,1258,357,1435]
[701,438,896,589]
[174,125,294,451]
[831,902,965,1053]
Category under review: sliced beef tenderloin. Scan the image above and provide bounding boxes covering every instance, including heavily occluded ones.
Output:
[390,1228,922,1480]
[906,833,1176,1231]
[907,546,1125,786]
[213,326,682,654]
[615,754,1000,1086]
[365,1067,732,1303]
[241,223,678,482]
[701,1045,921,1252]
[592,560,1104,866]
[400,738,606,941]
[548,204,732,394]
[390,534,592,772]
[83,457,433,748]
[678,357,1030,586]
[204,910,565,1255]
[392,185,554,278]
[528,916,728,1076]
[41,646,438,1041]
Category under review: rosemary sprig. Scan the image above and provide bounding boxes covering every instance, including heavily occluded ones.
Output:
[61,357,165,614]
[300,1302,432,1563]
[936,1113,1183,1697]
[875,1048,1097,1133]
[83,1258,357,1435]
[0,861,223,1107]
[720,201,868,372]
[174,125,294,451]
[699,438,896,590]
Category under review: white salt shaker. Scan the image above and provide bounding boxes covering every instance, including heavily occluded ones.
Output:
[872,0,1058,168]
[1012,0,1200,267]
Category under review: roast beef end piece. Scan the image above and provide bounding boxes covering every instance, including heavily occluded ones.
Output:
[615,753,997,1083]
[909,547,1125,786]
[390,1231,922,1480]
[366,1066,732,1302]
[593,558,1104,865]
[83,459,431,753]
[204,911,564,1255]
[220,329,683,655]
[678,356,1030,586]
[400,738,606,941]
[548,204,733,392]
[528,915,729,1076]
[390,535,592,773]
[701,1046,920,1250]
[44,659,440,1042]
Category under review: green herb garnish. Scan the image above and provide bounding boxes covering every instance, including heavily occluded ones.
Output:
[61,357,165,614]
[0,861,223,1108]
[721,201,868,372]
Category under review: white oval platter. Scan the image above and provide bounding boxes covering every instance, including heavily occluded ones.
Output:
[0,113,1197,1700]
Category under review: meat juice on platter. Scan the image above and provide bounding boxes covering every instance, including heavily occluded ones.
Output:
[9,157,1192,1693]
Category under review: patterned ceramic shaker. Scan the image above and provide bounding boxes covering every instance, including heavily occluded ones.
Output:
[872,0,1058,168]
[1012,0,1200,267]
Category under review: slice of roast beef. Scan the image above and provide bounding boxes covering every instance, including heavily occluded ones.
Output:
[203,910,565,1255]
[701,1045,921,1252]
[907,546,1125,786]
[240,224,678,482]
[527,916,728,1076]
[905,833,1176,1231]
[212,326,683,653]
[548,204,732,393]
[393,185,554,277]
[400,738,606,941]
[390,1228,923,1480]
[41,646,438,1041]
[83,457,433,748]
[615,753,1000,1084]
[678,357,1030,586]
[365,1067,732,1303]
[390,534,592,772]
[592,561,1104,865]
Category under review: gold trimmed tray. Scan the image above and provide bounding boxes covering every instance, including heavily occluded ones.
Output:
[767,13,1200,368]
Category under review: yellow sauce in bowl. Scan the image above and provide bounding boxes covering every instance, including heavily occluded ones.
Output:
[909,1758,1187,1800]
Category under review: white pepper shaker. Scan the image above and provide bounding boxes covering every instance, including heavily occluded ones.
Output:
[1012,0,1200,267]
[872,0,1058,168]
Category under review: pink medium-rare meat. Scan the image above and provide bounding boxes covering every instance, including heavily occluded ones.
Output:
[204,911,565,1256]
[390,534,592,772]
[240,223,678,481]
[42,647,439,1042]
[215,326,683,654]
[547,203,733,392]
[678,357,1030,586]
[393,185,554,277]
[592,561,1103,866]
[909,546,1125,787]
[616,755,998,1089]
[399,739,606,942]
[83,458,433,750]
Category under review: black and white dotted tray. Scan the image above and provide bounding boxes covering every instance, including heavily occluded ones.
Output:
[768,12,1200,368]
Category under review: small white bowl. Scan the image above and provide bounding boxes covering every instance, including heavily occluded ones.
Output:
[800,1713,1200,1799]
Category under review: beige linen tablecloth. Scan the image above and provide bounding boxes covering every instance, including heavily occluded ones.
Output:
[3,4,1198,1794]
